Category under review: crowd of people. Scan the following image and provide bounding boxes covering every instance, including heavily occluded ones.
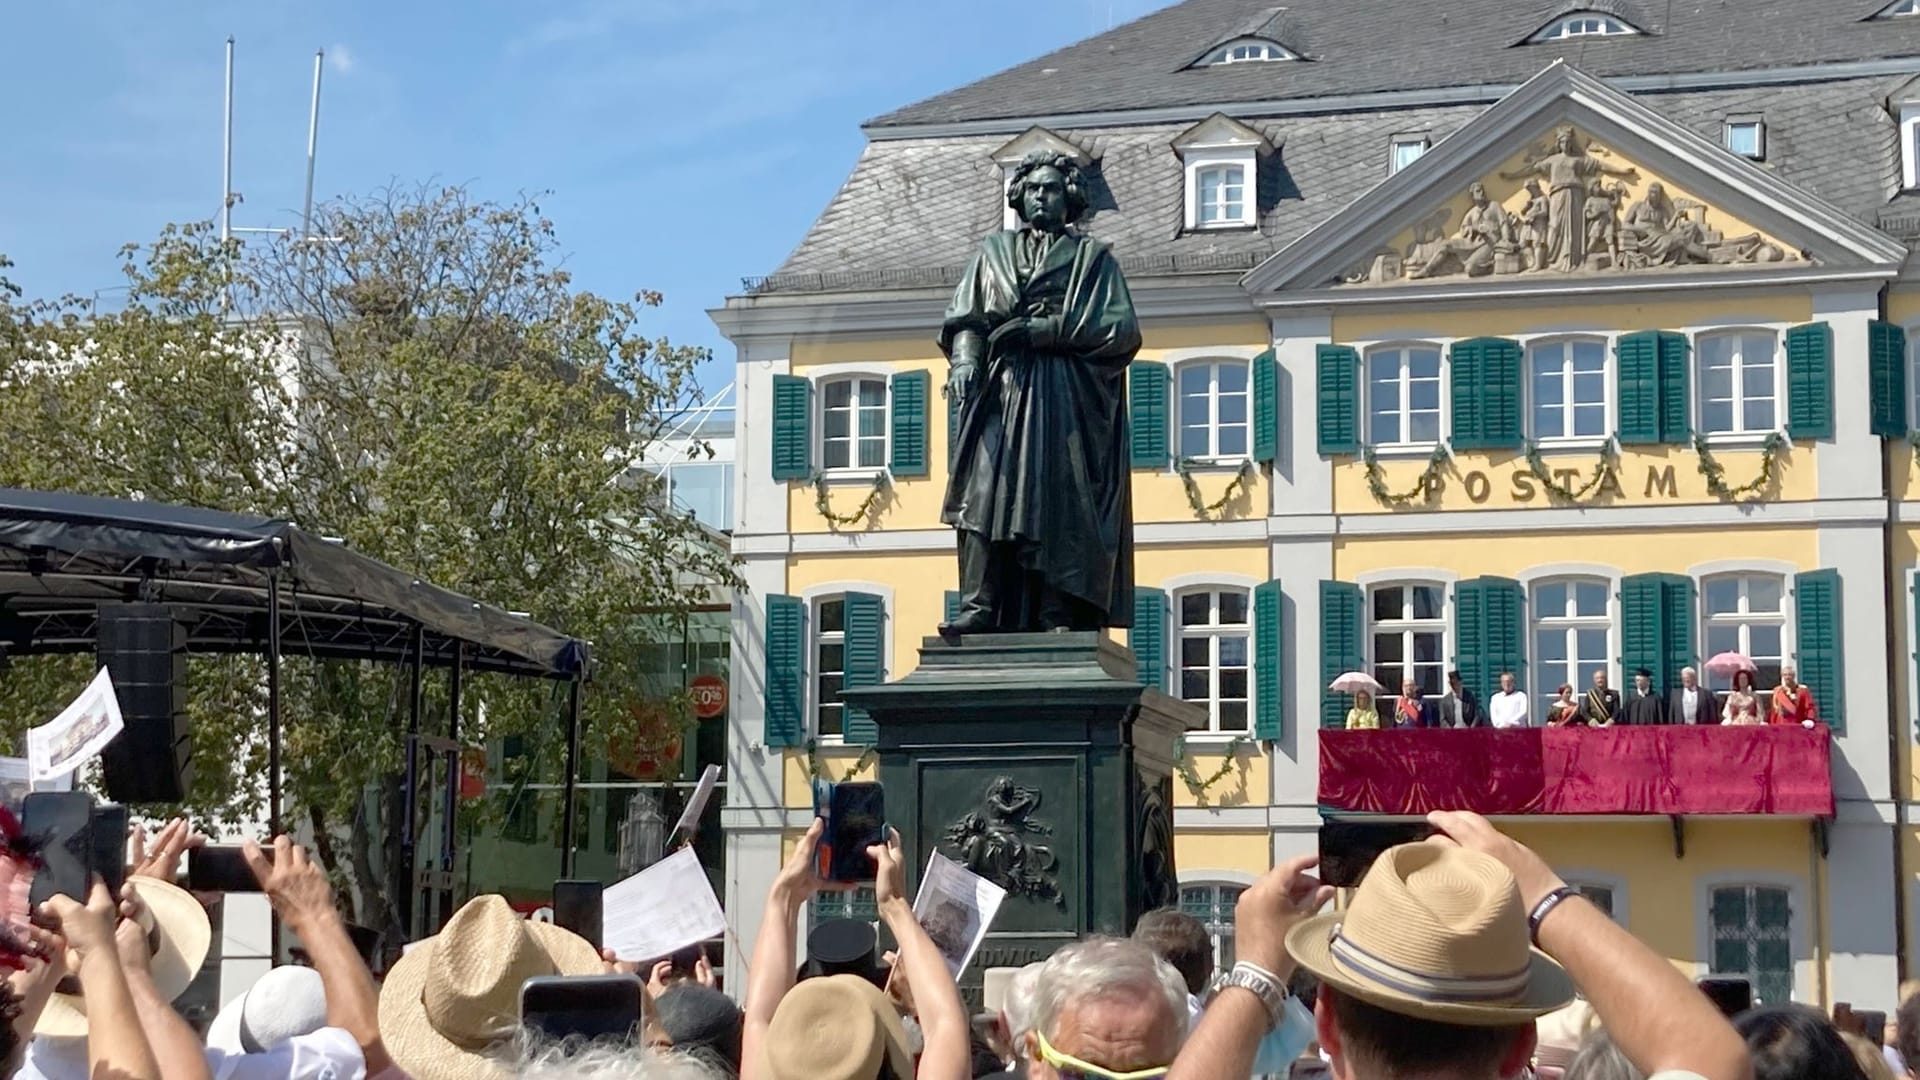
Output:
[1343,667,1821,730]
[4,807,1909,1079]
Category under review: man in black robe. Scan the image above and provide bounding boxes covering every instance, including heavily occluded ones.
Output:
[937,151,1141,634]
[1623,667,1668,725]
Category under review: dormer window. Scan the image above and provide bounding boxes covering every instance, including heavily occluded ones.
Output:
[1528,12,1639,41]
[1876,0,1920,18]
[1195,37,1295,66]
[1173,113,1273,232]
[1724,117,1765,160]
[1390,135,1430,175]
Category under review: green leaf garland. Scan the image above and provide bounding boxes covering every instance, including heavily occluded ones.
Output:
[1174,734,1251,800]
[1173,458,1256,520]
[1522,439,1620,503]
[1362,445,1450,508]
[1692,432,1785,502]
[810,471,890,528]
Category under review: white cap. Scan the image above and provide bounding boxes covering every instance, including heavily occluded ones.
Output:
[206,965,329,1054]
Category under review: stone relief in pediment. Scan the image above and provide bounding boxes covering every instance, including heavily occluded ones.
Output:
[1338,126,1801,286]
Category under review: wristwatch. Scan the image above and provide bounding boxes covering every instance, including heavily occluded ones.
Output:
[1219,961,1289,1031]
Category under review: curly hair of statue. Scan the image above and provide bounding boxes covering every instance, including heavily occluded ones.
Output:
[1006,151,1091,224]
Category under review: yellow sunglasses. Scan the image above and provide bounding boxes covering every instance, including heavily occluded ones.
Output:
[1034,1031,1171,1080]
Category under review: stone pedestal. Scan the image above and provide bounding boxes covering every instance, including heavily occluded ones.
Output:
[840,632,1204,990]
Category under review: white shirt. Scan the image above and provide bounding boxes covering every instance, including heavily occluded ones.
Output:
[1678,686,1703,723]
[23,1027,365,1080]
[1489,690,1529,728]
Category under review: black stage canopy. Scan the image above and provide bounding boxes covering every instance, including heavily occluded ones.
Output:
[0,487,587,679]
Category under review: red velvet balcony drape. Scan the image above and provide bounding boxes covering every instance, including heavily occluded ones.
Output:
[1318,726,1833,816]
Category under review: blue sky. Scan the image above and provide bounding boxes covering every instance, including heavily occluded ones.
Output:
[0,0,1164,392]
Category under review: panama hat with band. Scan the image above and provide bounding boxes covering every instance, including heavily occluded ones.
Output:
[36,874,211,1038]
[759,973,914,1080]
[378,893,602,1080]
[1285,844,1575,1026]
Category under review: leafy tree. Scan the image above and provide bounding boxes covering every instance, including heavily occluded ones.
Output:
[0,186,737,939]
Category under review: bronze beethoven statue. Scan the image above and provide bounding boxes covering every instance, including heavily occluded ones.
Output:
[938,151,1142,636]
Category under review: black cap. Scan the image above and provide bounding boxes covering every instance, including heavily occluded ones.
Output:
[1634,667,1653,678]
[799,918,884,986]
[655,984,743,1070]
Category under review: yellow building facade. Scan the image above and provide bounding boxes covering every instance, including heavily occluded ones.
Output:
[714,12,1920,1012]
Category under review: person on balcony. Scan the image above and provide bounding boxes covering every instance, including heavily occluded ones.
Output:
[1392,678,1437,729]
[1344,690,1380,731]
[1770,665,1819,728]
[1436,671,1486,728]
[1667,666,1719,725]
[1489,672,1529,729]
[1577,669,1620,726]
[1544,684,1580,726]
[1722,669,1764,725]
[1623,668,1667,725]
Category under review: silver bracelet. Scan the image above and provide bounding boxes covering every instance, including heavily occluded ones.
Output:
[1219,961,1289,1031]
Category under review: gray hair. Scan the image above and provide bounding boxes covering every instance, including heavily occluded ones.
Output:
[1002,961,1047,1059]
[1031,938,1188,1046]
[1681,666,1697,678]
[511,1040,722,1079]
[1564,1029,1644,1080]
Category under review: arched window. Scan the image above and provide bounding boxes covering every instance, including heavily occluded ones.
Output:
[1529,13,1638,41]
[1369,582,1445,706]
[1528,338,1607,441]
[1696,331,1779,436]
[1176,587,1252,733]
[1195,38,1294,65]
[1709,884,1793,1006]
[1532,578,1611,718]
[1179,883,1245,970]
[1366,344,1442,446]
[819,376,888,471]
[1702,575,1786,691]
[813,595,848,738]
[1177,361,1251,460]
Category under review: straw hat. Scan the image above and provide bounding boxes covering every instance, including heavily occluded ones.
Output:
[1285,844,1575,1026]
[760,973,913,1080]
[207,964,330,1053]
[377,893,603,1080]
[36,874,211,1037]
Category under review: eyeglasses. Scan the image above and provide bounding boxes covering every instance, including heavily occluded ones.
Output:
[1034,1031,1170,1080]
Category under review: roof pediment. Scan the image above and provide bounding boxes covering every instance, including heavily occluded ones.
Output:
[1172,112,1275,154]
[991,126,1093,167]
[1241,62,1905,303]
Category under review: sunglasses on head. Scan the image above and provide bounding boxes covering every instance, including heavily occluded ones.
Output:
[1034,1031,1170,1080]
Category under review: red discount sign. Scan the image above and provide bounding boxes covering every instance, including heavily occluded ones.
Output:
[689,674,728,719]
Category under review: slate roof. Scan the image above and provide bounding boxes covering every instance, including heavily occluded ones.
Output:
[757,76,1903,291]
[868,0,1920,129]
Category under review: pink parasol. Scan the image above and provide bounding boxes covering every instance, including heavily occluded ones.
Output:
[1328,671,1385,695]
[1704,651,1757,676]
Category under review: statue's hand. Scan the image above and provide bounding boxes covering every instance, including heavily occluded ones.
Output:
[946,364,976,410]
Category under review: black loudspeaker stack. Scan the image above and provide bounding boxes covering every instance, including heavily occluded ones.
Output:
[96,604,192,803]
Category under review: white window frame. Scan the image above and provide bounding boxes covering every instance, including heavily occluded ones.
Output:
[1178,880,1248,972]
[1181,148,1257,231]
[1174,359,1253,462]
[1193,163,1249,229]
[799,582,894,745]
[1907,324,1920,429]
[1903,104,1920,190]
[1174,585,1253,735]
[1366,580,1449,710]
[1699,572,1789,694]
[1196,37,1295,66]
[1364,342,1445,452]
[811,367,894,478]
[1525,335,1612,447]
[1696,874,1807,1007]
[812,593,848,741]
[1389,135,1430,175]
[1694,328,1784,445]
[1530,576,1615,720]
[1558,869,1630,925]
[1529,12,1638,41]
[1724,117,1766,161]
[1877,0,1920,18]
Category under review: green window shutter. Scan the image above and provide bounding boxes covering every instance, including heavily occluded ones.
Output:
[943,590,961,626]
[1253,579,1284,740]
[1130,362,1169,469]
[1871,320,1908,438]
[1657,575,1695,693]
[1619,573,1664,683]
[771,375,812,481]
[1616,331,1662,445]
[840,592,886,744]
[889,370,929,477]
[1316,345,1360,456]
[1785,321,1835,440]
[1794,569,1844,732]
[763,594,806,747]
[1252,348,1279,465]
[1132,587,1168,690]
[1656,331,1692,444]
[1456,577,1524,698]
[1319,581,1364,729]
[1449,338,1486,448]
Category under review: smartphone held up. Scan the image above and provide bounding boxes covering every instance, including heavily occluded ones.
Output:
[815,781,886,884]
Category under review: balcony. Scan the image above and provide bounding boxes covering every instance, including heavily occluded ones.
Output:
[1319,727,1833,818]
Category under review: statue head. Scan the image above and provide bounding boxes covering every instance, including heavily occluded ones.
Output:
[1646,181,1669,205]
[1007,151,1090,233]
[1555,125,1579,154]
[1468,182,1489,206]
